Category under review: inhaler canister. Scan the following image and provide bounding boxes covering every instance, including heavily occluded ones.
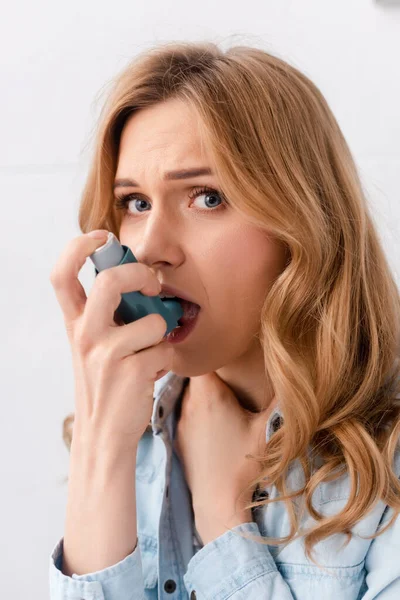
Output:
[89,232,183,337]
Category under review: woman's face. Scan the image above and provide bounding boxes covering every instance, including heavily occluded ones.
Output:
[115,98,288,376]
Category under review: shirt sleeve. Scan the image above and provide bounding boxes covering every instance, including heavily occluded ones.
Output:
[49,536,146,600]
[183,518,400,599]
[183,522,295,599]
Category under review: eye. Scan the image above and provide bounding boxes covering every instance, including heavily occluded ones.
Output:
[188,186,225,210]
[114,186,228,217]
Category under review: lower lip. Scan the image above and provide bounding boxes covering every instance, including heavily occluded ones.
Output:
[166,309,201,343]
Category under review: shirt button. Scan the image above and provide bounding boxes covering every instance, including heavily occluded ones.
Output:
[271,415,283,432]
[158,405,164,419]
[252,486,269,503]
[164,579,176,593]
[190,591,197,600]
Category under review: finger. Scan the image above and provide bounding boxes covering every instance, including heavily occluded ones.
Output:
[82,261,161,341]
[49,231,109,325]
[96,313,170,360]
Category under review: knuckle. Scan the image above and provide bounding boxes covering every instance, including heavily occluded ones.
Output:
[90,342,118,365]
[49,269,61,287]
[132,351,147,372]
[95,268,114,288]
[74,326,95,355]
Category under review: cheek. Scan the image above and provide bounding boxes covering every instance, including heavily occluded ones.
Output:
[215,229,278,288]
[208,227,256,271]
[209,231,284,320]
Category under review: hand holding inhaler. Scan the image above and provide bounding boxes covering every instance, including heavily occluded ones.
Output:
[49,230,183,448]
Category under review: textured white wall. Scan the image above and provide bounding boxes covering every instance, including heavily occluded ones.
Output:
[1,0,399,597]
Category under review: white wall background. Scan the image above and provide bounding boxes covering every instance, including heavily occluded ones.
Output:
[1,0,399,597]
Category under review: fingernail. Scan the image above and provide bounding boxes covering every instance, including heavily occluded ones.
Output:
[88,230,109,239]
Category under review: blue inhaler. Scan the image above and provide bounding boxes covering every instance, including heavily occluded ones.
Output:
[88,231,183,338]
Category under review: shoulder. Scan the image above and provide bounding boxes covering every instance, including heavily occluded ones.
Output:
[257,444,400,567]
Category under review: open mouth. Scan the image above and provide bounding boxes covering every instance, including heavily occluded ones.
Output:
[160,296,200,324]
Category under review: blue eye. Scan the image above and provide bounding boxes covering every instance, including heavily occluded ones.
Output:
[114,186,228,217]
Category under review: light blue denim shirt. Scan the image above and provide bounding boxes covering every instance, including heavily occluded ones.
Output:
[49,371,400,599]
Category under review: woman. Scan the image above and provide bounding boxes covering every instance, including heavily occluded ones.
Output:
[49,41,400,599]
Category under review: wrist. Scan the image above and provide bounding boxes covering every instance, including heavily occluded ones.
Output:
[194,506,253,546]
[193,492,253,524]
[69,429,138,475]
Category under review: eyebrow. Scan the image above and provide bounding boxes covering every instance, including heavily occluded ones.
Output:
[113,167,214,191]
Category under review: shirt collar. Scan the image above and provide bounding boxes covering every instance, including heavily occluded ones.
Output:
[149,371,284,442]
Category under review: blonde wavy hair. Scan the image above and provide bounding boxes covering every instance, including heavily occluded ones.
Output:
[61,40,400,569]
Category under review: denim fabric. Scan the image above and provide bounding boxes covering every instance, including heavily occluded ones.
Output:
[49,371,400,599]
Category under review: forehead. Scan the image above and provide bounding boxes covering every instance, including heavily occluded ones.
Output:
[118,98,209,165]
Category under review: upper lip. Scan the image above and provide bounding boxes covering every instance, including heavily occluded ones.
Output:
[159,284,200,306]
